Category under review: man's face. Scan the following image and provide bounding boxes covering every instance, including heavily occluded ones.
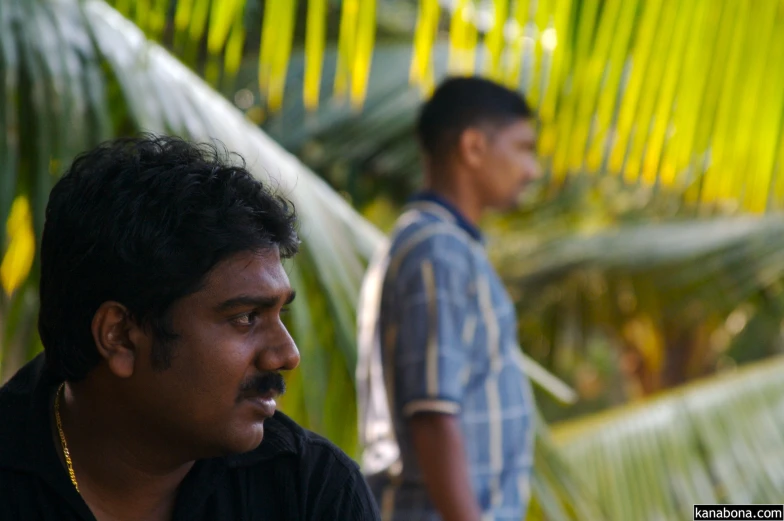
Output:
[473,119,540,210]
[128,248,300,458]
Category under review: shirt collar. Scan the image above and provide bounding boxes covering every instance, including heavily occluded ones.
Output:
[407,191,484,243]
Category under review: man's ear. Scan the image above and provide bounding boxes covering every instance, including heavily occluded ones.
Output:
[457,128,488,169]
[91,302,147,378]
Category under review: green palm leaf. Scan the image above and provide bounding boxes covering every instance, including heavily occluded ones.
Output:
[0,0,383,451]
[232,0,784,213]
[7,2,784,520]
[0,2,596,519]
[553,355,784,519]
[493,205,784,374]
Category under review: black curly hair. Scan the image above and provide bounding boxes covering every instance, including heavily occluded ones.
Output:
[38,134,299,381]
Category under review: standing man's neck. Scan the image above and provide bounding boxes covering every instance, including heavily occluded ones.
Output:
[424,176,484,228]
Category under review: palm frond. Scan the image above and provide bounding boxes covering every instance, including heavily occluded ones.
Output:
[8,2,784,519]
[218,0,784,213]
[488,194,784,414]
[0,3,600,519]
[0,0,381,451]
[552,355,784,519]
[495,214,784,303]
[99,0,784,212]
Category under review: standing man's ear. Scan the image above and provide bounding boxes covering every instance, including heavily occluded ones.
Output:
[458,128,488,170]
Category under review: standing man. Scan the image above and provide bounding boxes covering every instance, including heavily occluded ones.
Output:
[0,135,380,521]
[357,77,541,521]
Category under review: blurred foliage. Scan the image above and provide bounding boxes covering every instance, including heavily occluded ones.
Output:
[551,354,784,519]
[0,0,383,457]
[347,173,784,426]
[485,177,784,423]
[0,2,601,519]
[212,10,784,425]
[93,0,784,212]
[237,32,784,418]
[5,1,784,520]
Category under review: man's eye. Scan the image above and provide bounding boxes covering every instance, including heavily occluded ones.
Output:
[233,312,257,326]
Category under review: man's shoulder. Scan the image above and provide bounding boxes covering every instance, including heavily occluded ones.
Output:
[388,212,477,269]
[0,353,47,396]
[0,355,48,471]
[0,467,49,517]
[385,214,482,288]
[390,208,471,247]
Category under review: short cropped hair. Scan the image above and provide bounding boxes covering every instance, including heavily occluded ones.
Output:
[416,76,534,157]
[39,134,299,381]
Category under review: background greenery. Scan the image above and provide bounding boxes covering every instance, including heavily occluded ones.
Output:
[3,1,784,519]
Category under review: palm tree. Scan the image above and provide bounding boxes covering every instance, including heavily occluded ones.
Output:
[0,1,597,519]
[98,0,784,214]
[0,0,383,450]
[242,36,784,412]
[212,2,784,405]
[552,354,784,518]
[4,1,784,520]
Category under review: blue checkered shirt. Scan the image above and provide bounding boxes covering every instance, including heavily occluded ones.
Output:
[357,196,534,521]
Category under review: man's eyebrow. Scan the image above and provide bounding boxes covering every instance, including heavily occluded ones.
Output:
[215,290,296,312]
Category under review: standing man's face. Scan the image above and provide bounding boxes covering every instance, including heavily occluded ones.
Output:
[474,119,540,209]
[125,248,301,458]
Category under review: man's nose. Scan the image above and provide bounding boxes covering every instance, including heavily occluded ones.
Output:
[257,326,300,372]
[528,159,542,180]
[278,338,300,371]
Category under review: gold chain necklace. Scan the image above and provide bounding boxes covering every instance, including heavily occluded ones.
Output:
[55,383,80,493]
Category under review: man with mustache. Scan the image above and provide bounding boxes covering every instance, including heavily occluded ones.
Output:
[0,135,380,521]
[357,77,541,521]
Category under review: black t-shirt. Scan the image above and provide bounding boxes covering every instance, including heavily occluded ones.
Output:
[0,355,380,521]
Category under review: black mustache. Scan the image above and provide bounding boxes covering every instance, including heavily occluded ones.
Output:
[240,372,286,397]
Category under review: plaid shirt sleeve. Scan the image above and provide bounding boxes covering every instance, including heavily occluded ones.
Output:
[391,233,473,418]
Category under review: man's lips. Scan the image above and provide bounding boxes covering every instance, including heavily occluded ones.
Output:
[244,391,278,418]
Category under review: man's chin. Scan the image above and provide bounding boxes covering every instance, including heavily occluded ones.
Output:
[509,186,533,208]
[497,196,522,211]
[221,423,266,456]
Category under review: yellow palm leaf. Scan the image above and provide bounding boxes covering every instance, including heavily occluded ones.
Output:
[304,0,328,110]
[0,197,35,298]
[410,0,440,93]
[223,3,247,80]
[350,0,376,109]
[334,0,360,99]
[207,0,241,56]
[483,0,508,82]
[267,0,298,112]
[448,0,478,76]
